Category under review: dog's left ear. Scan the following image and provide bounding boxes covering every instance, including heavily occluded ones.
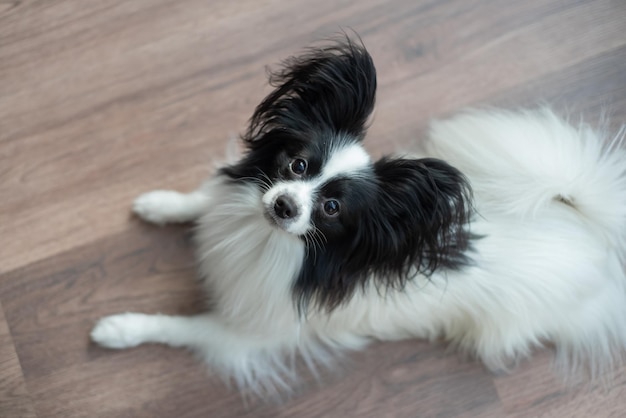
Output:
[369,156,473,278]
[294,156,473,314]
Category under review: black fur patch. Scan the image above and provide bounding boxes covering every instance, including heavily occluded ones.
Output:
[220,36,376,182]
[294,157,474,313]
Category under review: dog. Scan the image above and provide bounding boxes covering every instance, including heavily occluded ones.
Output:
[91,36,626,396]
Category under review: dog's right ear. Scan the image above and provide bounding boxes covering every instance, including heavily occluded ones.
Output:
[243,36,377,144]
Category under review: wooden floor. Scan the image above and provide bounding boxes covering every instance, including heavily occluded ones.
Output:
[2,0,626,416]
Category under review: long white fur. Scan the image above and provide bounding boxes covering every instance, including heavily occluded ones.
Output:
[91,108,626,396]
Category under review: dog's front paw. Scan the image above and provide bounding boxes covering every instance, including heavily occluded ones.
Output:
[91,313,149,349]
[132,190,184,225]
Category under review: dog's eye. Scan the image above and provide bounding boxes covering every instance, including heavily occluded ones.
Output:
[322,199,340,217]
[290,158,307,175]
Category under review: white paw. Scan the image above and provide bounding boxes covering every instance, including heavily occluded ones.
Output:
[91,313,149,349]
[132,190,184,225]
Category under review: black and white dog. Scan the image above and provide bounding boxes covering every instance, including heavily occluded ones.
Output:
[91,37,626,395]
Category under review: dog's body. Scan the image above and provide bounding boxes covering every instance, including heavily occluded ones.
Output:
[91,39,626,395]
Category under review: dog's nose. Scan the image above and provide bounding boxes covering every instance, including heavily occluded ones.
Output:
[274,195,298,219]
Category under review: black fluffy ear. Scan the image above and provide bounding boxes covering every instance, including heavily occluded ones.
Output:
[244,36,377,143]
[294,157,473,314]
[369,157,473,276]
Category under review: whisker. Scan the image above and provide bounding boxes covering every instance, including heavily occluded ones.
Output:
[305,226,328,263]
[236,174,273,193]
[305,230,318,261]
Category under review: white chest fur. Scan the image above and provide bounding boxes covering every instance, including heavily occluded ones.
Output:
[195,179,305,332]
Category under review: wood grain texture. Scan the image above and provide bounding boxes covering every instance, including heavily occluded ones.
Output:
[0,303,37,418]
[1,0,625,416]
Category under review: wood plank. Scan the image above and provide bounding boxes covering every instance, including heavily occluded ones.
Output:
[494,351,626,417]
[0,302,37,418]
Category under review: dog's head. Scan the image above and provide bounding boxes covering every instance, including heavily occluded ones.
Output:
[221,37,473,312]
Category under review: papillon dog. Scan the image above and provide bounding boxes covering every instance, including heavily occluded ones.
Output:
[91,36,626,396]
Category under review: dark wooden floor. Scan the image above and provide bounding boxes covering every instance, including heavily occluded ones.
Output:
[2,0,626,416]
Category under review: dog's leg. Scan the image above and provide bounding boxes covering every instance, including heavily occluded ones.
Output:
[132,190,210,224]
[91,312,220,349]
[90,312,292,356]
[91,312,300,390]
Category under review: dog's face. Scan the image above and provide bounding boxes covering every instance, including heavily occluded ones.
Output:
[221,38,472,312]
[260,139,372,237]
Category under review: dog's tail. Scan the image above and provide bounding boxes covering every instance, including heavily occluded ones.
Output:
[427,108,626,379]
[427,108,626,248]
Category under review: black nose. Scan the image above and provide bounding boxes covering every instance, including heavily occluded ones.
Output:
[274,195,298,219]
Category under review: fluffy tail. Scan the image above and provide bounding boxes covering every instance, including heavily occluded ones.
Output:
[427,108,626,248]
[427,108,626,379]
